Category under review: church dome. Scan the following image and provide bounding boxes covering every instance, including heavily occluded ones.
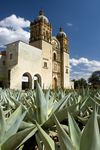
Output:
[57,27,67,38]
[36,10,49,23]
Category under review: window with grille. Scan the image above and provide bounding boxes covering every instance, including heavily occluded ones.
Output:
[43,62,48,68]
[10,53,13,60]
[53,53,57,61]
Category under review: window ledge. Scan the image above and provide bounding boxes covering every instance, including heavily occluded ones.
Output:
[43,66,48,69]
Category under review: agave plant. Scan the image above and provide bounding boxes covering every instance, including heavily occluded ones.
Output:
[0,83,100,150]
[0,105,38,150]
[33,106,100,150]
[19,82,79,149]
[22,82,75,125]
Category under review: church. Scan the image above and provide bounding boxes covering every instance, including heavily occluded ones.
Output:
[0,10,72,90]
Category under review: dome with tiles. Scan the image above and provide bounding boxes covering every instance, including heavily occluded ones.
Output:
[36,10,49,23]
[57,27,67,38]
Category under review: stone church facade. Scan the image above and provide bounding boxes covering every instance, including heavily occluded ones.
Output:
[0,10,72,90]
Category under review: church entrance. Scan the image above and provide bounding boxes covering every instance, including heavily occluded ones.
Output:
[53,77,57,89]
[34,74,41,89]
[22,73,32,90]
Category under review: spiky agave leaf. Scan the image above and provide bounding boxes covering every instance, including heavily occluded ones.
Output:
[44,103,79,128]
[35,82,48,124]
[1,126,37,150]
[0,106,6,143]
[53,114,74,150]
[0,105,38,150]
[35,132,43,150]
[36,122,55,150]
[52,93,71,113]
[0,105,27,144]
[80,106,100,150]
[3,105,27,144]
[68,112,81,150]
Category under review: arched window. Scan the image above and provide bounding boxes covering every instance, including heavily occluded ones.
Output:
[22,72,32,90]
[34,74,42,89]
[53,53,57,61]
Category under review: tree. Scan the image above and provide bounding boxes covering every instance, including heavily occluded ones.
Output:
[73,78,87,89]
[88,71,100,88]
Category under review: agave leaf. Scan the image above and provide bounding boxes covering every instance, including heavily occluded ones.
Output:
[80,107,100,150]
[78,95,82,103]
[5,96,15,108]
[48,96,54,116]
[23,98,32,108]
[53,115,74,150]
[0,107,6,144]
[80,97,89,112]
[45,88,50,102]
[10,95,21,108]
[61,124,69,134]
[24,98,36,123]
[58,93,72,111]
[1,126,37,150]
[19,121,35,130]
[45,88,51,117]
[77,116,88,125]
[35,82,48,124]
[53,93,71,113]
[18,126,37,146]
[90,96,100,107]
[3,109,12,116]
[19,126,37,146]
[36,122,55,150]
[35,132,43,150]
[55,144,60,150]
[68,112,81,150]
[2,105,27,144]
[44,107,68,128]
[6,105,26,131]
[44,104,78,128]
[97,114,100,130]
[16,92,22,101]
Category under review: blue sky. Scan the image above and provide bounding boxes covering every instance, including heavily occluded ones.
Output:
[0,0,100,80]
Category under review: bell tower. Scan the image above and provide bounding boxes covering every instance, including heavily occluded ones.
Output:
[57,27,70,88]
[29,10,53,89]
[29,10,52,49]
[57,27,69,53]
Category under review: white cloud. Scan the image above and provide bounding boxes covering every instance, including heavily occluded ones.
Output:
[70,70,91,80]
[0,14,30,47]
[70,57,100,69]
[70,57,100,80]
[67,22,73,27]
[70,57,89,66]
[0,14,30,29]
